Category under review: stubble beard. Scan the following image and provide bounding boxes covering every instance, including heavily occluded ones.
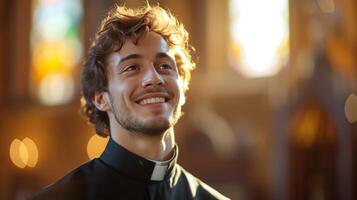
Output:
[108,92,182,136]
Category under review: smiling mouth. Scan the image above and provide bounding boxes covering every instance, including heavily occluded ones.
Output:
[135,93,171,106]
[138,97,168,105]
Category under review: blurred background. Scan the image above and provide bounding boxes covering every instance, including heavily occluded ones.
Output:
[0,0,356,199]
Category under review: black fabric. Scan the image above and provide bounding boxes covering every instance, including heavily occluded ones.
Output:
[29,138,229,200]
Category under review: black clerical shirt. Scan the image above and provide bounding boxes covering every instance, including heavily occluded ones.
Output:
[29,138,229,200]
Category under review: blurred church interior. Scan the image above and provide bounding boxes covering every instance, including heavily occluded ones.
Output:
[0,0,356,199]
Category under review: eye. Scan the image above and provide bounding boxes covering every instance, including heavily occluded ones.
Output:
[123,65,140,73]
[159,63,173,70]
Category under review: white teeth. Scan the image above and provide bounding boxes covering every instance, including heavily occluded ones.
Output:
[140,97,165,105]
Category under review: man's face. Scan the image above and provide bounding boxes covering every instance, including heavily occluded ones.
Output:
[105,31,185,135]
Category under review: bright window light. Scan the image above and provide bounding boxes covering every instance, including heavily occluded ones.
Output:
[229,0,289,78]
[30,0,82,105]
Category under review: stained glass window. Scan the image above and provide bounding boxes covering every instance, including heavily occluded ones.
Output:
[229,0,289,78]
[30,0,82,105]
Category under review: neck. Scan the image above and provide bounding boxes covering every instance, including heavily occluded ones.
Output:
[110,126,175,161]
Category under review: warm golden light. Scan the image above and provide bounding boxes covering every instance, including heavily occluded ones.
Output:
[38,73,75,106]
[87,134,109,159]
[32,42,74,81]
[294,110,320,148]
[22,137,39,167]
[30,0,83,106]
[230,0,289,77]
[19,141,29,166]
[9,138,39,168]
[10,139,27,168]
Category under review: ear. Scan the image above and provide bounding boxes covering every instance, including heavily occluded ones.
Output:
[92,91,111,112]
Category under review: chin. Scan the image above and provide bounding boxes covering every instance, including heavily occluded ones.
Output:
[138,116,175,136]
[140,123,171,136]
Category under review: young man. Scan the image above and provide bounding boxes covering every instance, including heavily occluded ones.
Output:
[30,4,229,200]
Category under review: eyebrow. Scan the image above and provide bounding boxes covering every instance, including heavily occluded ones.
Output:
[119,52,174,66]
[156,52,174,60]
[119,54,143,65]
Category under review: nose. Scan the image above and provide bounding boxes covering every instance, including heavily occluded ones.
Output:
[141,66,164,87]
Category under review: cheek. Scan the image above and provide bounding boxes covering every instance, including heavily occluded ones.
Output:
[109,80,132,104]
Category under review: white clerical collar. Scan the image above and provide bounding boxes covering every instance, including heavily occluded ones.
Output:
[148,148,176,181]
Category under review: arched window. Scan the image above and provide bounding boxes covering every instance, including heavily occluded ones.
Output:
[30,0,83,106]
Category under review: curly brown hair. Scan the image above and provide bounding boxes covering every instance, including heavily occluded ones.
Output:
[81,4,196,136]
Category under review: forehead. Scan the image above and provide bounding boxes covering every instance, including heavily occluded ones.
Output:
[119,31,172,58]
[106,32,174,69]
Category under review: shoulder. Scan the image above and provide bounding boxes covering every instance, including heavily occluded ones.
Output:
[28,159,98,200]
[176,165,230,200]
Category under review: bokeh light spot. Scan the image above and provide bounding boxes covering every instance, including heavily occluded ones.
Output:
[22,137,39,167]
[19,142,29,166]
[9,138,39,168]
[345,93,357,123]
[10,139,27,168]
[87,134,109,160]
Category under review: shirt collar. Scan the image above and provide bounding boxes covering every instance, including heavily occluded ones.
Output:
[99,138,178,182]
